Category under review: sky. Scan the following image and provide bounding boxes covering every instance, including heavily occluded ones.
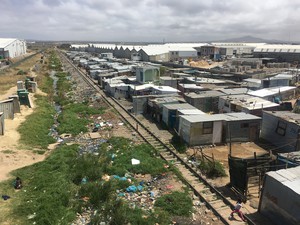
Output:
[1,0,300,42]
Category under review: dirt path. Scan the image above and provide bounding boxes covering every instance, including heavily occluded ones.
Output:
[0,87,46,182]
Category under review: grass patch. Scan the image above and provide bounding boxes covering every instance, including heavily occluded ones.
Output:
[11,144,78,225]
[57,103,103,135]
[102,137,167,176]
[55,71,72,105]
[155,191,193,216]
[36,72,54,97]
[18,95,56,149]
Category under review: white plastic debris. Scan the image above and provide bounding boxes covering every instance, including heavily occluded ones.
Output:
[131,158,140,165]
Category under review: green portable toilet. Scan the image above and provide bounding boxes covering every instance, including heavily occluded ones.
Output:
[17,89,31,108]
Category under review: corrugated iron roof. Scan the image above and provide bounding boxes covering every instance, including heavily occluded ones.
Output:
[180,112,261,123]
[266,167,300,195]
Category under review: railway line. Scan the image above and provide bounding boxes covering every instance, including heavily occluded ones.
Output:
[59,51,256,225]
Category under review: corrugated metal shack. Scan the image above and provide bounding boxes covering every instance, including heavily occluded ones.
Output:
[261,111,300,152]
[184,90,223,113]
[218,94,279,116]
[259,166,300,225]
[147,97,180,122]
[175,108,205,132]
[178,112,261,146]
[162,103,195,129]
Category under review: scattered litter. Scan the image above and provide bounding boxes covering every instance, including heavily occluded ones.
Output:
[1,195,10,200]
[92,127,99,132]
[102,174,110,181]
[82,197,90,202]
[126,185,137,193]
[131,158,140,165]
[27,212,36,219]
[81,177,88,184]
[166,185,174,189]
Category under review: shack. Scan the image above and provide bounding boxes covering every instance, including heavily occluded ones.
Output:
[147,97,180,122]
[162,103,195,129]
[248,86,297,102]
[184,90,223,113]
[218,94,279,116]
[178,112,261,146]
[259,166,300,225]
[261,111,300,152]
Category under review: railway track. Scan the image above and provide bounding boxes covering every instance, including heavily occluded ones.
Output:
[59,51,256,225]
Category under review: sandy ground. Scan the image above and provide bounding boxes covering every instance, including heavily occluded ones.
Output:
[0,86,46,182]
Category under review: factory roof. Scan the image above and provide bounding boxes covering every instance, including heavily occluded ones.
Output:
[254,44,300,53]
[0,38,17,48]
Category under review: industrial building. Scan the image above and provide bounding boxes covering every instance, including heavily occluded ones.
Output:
[253,44,300,62]
[0,38,27,59]
[71,43,205,62]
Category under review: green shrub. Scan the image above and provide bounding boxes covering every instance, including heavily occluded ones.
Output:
[17,69,26,75]
[198,160,226,178]
[171,136,187,153]
[155,191,193,216]
[71,154,103,184]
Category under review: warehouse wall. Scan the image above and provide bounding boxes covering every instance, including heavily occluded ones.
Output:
[4,39,26,58]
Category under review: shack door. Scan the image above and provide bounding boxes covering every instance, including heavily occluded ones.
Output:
[249,124,258,141]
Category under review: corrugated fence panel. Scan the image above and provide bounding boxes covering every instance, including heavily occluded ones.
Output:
[0,99,14,119]
[0,112,4,135]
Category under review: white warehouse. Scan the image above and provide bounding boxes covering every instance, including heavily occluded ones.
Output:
[0,38,27,59]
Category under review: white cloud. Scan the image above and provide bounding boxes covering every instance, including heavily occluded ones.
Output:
[0,0,299,42]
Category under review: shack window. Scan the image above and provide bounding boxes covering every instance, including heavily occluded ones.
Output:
[241,123,249,128]
[203,122,213,134]
[276,121,287,136]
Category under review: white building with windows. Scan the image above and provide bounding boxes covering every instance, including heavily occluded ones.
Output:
[0,38,27,59]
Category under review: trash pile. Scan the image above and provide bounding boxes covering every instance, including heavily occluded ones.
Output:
[76,136,107,155]
[112,172,178,213]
